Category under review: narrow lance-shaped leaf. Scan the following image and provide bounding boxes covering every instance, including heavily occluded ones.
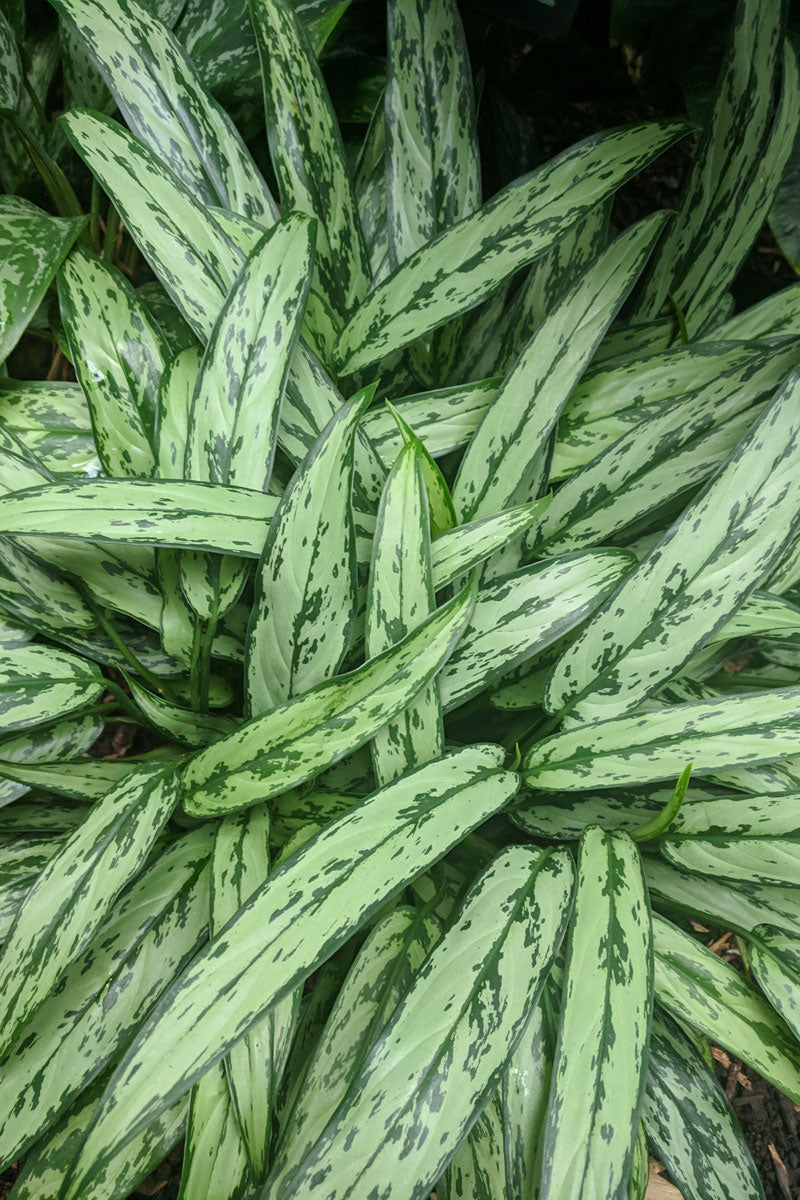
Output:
[60,745,519,1193]
[523,687,800,792]
[334,119,688,373]
[0,764,180,1059]
[246,389,370,716]
[385,0,480,383]
[0,379,97,476]
[0,10,21,110]
[428,497,551,588]
[8,1082,188,1200]
[187,575,475,815]
[0,644,104,733]
[362,377,499,468]
[442,1095,506,1200]
[270,905,440,1193]
[181,213,315,622]
[385,0,479,267]
[453,214,667,523]
[186,215,314,493]
[749,924,800,1041]
[549,337,796,481]
[439,550,634,713]
[532,346,800,556]
[211,807,298,1181]
[643,1009,766,1200]
[58,245,166,478]
[0,197,86,364]
[632,0,789,333]
[177,1063,251,1200]
[59,109,242,343]
[645,856,800,938]
[155,346,201,663]
[249,0,370,357]
[386,403,457,536]
[366,440,442,785]
[540,828,652,1200]
[546,368,800,723]
[502,986,557,1200]
[52,0,277,224]
[653,913,800,1102]
[0,757,141,802]
[0,828,212,1169]
[0,478,278,555]
[268,846,574,1200]
[660,833,800,892]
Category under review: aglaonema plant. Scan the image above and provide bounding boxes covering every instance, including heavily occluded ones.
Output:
[0,0,800,1197]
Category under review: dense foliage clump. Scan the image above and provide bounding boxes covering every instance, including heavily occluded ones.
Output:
[1,0,800,1197]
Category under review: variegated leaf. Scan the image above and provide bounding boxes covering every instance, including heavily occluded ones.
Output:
[0,478,278,554]
[211,807,298,1181]
[749,924,800,1041]
[60,746,519,1192]
[249,0,369,357]
[53,0,277,223]
[186,574,476,816]
[0,196,86,364]
[643,1009,765,1200]
[247,389,369,716]
[270,905,440,1193]
[653,912,800,1102]
[524,688,800,791]
[178,1063,251,1199]
[546,367,800,722]
[0,828,211,1168]
[269,846,573,1200]
[59,109,242,342]
[453,215,666,523]
[366,439,442,785]
[0,764,180,1059]
[58,245,166,478]
[335,120,688,372]
[439,550,634,712]
[540,828,651,1200]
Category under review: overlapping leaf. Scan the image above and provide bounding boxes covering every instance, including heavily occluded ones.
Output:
[60,746,519,1194]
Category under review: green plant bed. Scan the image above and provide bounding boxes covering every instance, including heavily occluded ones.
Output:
[1,0,800,1197]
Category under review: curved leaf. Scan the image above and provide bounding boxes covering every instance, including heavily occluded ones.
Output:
[540,828,652,1200]
[61,745,519,1194]
[185,576,476,816]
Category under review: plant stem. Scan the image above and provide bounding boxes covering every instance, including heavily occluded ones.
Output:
[103,202,122,263]
[89,177,102,254]
[190,611,219,713]
[84,594,168,693]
